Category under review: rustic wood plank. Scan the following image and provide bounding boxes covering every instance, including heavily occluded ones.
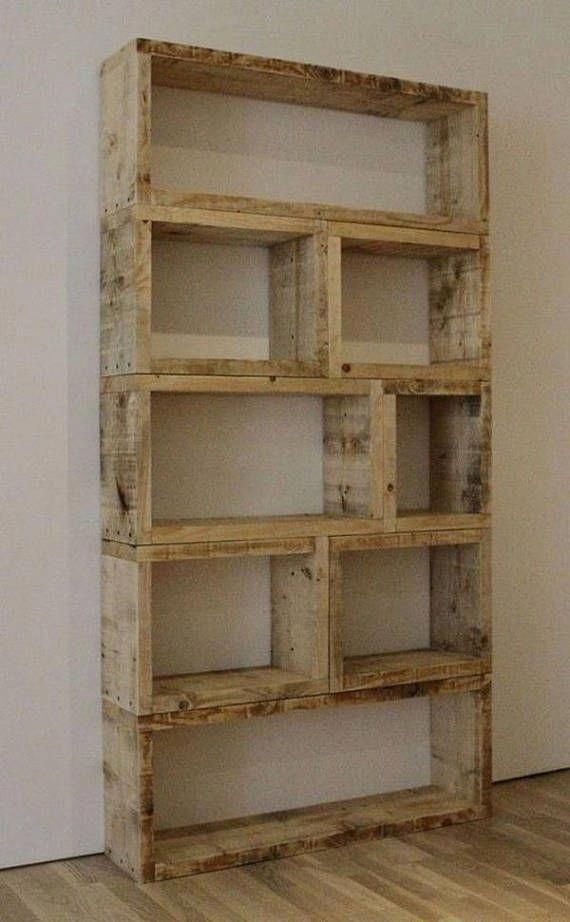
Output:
[429,241,490,365]
[102,536,316,561]
[137,39,480,120]
[426,98,489,223]
[153,666,328,714]
[331,527,483,553]
[431,681,492,809]
[145,675,489,729]
[102,556,152,713]
[271,537,329,683]
[343,649,488,692]
[100,217,151,376]
[100,42,151,214]
[150,357,322,377]
[101,374,370,396]
[102,701,154,882]
[323,392,381,518]
[396,511,490,532]
[381,392,397,531]
[269,232,327,369]
[430,394,485,515]
[150,515,388,545]
[153,786,487,878]
[430,534,491,661]
[151,187,487,234]
[332,221,479,256]
[100,391,151,544]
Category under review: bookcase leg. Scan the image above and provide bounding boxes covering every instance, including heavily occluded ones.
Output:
[103,702,155,882]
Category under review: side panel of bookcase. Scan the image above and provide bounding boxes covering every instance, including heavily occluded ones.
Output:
[101,391,151,544]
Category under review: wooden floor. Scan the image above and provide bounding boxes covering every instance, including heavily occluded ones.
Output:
[3,771,570,920]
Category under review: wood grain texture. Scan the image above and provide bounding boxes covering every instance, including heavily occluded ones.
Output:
[431,681,491,808]
[426,99,489,223]
[323,391,382,518]
[102,535,317,561]
[101,374,370,395]
[137,38,480,120]
[151,515,390,545]
[100,391,151,544]
[342,649,487,692]
[333,220,479,256]
[271,537,329,683]
[146,675,488,729]
[100,218,151,376]
[100,42,150,214]
[429,241,490,365]
[102,702,154,882]
[153,786,487,879]
[101,556,152,712]
[151,187,486,234]
[430,394,485,515]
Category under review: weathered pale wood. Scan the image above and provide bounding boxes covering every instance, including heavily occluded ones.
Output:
[430,532,491,661]
[102,556,152,712]
[151,515,388,544]
[381,392,397,531]
[103,536,316,561]
[150,357,322,377]
[269,232,327,369]
[153,666,327,714]
[101,374,370,396]
[381,377,483,395]
[332,527,483,553]
[100,391,151,544]
[333,221,479,256]
[343,649,486,692]
[431,681,492,808]
[153,785,487,878]
[146,674,488,728]
[271,537,329,683]
[100,218,151,376]
[151,187,486,234]
[150,207,318,244]
[100,43,151,214]
[341,362,488,381]
[429,240,490,365]
[430,394,485,514]
[102,702,154,881]
[323,390,382,518]
[138,38,480,119]
[426,98,489,223]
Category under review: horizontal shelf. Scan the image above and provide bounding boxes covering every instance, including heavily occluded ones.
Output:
[101,373,486,395]
[151,515,389,545]
[143,674,490,728]
[151,189,487,236]
[153,784,488,878]
[343,649,489,692]
[153,666,327,714]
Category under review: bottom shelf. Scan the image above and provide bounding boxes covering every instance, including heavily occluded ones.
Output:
[342,649,487,691]
[154,785,488,879]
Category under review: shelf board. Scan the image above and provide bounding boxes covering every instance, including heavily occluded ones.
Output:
[101,375,371,396]
[151,189,487,236]
[153,666,327,714]
[151,515,387,544]
[150,358,323,378]
[396,511,490,532]
[153,784,488,878]
[343,649,488,692]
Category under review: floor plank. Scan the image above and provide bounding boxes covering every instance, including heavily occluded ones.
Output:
[3,771,570,920]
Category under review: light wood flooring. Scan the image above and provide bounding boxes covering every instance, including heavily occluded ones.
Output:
[2,771,570,920]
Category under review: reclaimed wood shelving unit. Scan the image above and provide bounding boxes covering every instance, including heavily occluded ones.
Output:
[100,38,492,882]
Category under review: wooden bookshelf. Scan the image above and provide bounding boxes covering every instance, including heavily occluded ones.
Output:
[101,38,492,882]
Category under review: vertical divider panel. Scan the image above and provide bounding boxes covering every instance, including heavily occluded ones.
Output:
[425,98,489,225]
[325,235,343,376]
[380,391,397,531]
[101,390,152,544]
[328,540,344,693]
[430,533,491,665]
[431,681,492,809]
[100,42,151,214]
[271,537,329,685]
[101,217,152,375]
[102,555,153,713]
[428,244,489,366]
[103,702,154,881]
[323,388,383,519]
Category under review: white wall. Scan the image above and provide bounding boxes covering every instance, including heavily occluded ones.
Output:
[2,0,570,867]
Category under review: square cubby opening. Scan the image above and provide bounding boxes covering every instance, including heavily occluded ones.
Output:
[150,217,325,376]
[330,533,491,693]
[394,391,490,527]
[151,539,329,712]
[335,231,488,377]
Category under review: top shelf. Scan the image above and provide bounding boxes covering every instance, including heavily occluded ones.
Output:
[128,38,482,122]
[101,39,489,227]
